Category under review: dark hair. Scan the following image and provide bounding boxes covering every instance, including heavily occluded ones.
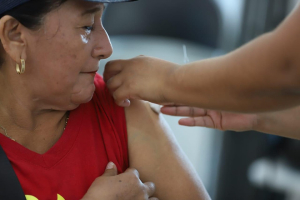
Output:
[0,0,67,67]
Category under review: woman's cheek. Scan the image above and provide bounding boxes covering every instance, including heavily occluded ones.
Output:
[80,30,92,44]
[81,34,89,44]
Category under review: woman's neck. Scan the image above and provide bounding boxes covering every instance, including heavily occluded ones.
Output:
[0,72,68,154]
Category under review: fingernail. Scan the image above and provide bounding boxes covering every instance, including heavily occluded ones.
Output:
[106,162,115,170]
[123,99,130,107]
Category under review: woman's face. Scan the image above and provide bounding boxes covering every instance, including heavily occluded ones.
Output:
[22,0,112,110]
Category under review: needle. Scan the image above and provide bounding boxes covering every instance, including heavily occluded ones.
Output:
[183,45,190,64]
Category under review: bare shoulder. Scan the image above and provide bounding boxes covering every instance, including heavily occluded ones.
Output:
[125,100,210,200]
[125,100,170,140]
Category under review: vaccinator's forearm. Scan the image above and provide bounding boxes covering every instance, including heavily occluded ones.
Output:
[165,5,300,113]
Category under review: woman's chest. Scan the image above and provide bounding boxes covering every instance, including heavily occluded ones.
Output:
[12,132,109,200]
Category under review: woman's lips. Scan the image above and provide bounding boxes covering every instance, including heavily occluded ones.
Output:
[87,72,97,77]
[81,71,97,77]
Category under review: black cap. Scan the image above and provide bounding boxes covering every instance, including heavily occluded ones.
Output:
[0,0,136,16]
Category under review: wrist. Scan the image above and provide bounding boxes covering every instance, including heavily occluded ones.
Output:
[163,64,182,103]
[253,113,267,133]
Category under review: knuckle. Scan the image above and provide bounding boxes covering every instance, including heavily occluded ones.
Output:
[148,182,156,190]
[105,60,113,67]
[129,172,140,183]
[124,167,134,174]
[144,182,156,195]
[130,168,140,177]
[142,186,149,194]
[114,92,124,101]
[125,168,139,178]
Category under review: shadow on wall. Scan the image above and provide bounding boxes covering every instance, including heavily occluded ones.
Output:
[103,0,221,48]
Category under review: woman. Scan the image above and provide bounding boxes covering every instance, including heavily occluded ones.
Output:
[0,0,210,199]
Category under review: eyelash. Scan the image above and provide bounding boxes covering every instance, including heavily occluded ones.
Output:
[83,26,94,31]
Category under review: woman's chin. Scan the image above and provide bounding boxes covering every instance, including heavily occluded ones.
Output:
[70,84,95,106]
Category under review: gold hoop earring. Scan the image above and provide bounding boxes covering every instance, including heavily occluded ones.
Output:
[21,59,25,74]
[16,59,25,74]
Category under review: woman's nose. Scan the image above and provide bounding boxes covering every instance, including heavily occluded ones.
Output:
[92,27,113,60]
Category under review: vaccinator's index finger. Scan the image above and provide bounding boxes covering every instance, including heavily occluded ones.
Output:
[161,106,207,117]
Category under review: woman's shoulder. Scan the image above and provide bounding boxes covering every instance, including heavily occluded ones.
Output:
[93,73,114,105]
[94,73,106,91]
[125,100,166,140]
[92,73,127,134]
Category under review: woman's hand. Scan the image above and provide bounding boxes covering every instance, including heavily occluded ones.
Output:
[161,106,258,132]
[104,56,179,107]
[81,162,158,200]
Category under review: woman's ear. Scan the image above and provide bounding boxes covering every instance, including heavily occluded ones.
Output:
[0,16,27,64]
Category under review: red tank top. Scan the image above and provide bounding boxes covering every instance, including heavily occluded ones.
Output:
[0,74,129,200]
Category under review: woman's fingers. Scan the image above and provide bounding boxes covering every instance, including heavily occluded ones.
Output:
[123,168,157,199]
[143,182,156,198]
[161,106,207,117]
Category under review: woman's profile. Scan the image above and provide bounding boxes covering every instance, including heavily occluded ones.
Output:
[0,0,210,199]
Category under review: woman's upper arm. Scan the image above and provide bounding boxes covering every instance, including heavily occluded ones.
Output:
[125,100,210,200]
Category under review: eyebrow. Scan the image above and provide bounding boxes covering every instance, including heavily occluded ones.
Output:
[81,5,105,16]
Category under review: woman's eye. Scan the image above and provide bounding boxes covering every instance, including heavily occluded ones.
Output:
[83,26,94,31]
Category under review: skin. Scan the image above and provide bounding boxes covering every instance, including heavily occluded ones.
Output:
[103,3,300,113]
[160,105,300,140]
[0,0,210,199]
